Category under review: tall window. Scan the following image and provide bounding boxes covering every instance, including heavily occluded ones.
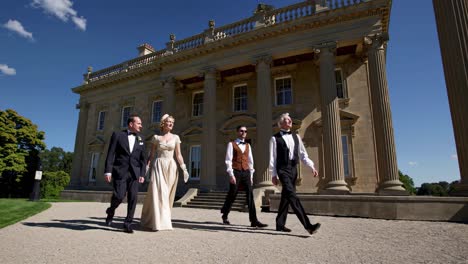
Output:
[88,153,100,182]
[192,92,204,117]
[335,69,347,98]
[97,111,106,131]
[342,135,351,177]
[275,77,292,105]
[233,84,247,112]
[152,100,163,123]
[121,106,132,128]
[189,146,201,179]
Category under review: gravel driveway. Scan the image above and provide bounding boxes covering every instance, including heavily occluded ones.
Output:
[1,202,467,264]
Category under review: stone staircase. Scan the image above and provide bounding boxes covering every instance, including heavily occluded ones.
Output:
[184,191,247,211]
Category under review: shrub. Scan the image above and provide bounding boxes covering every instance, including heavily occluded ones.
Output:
[40,171,70,199]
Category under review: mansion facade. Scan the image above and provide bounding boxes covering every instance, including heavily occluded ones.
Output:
[70,0,407,196]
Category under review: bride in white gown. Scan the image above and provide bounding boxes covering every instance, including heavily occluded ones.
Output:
[141,114,189,231]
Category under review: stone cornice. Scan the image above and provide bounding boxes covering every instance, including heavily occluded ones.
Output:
[72,0,391,93]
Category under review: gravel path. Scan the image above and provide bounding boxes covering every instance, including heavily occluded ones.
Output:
[1,202,467,264]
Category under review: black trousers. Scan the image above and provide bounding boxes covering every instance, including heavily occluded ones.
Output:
[108,173,139,225]
[221,169,258,223]
[276,164,311,229]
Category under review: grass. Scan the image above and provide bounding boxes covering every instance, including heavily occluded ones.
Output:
[0,199,51,229]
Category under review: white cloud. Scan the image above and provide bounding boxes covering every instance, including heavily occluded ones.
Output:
[0,64,17,76]
[451,154,458,160]
[31,0,87,31]
[3,19,34,40]
[408,161,418,166]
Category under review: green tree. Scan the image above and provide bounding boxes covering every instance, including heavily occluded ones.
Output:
[399,170,416,195]
[40,147,73,175]
[417,182,450,196]
[0,109,45,198]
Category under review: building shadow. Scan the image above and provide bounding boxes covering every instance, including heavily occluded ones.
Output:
[22,217,124,232]
[170,219,311,238]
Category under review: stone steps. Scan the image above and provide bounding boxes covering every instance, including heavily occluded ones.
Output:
[184,191,247,211]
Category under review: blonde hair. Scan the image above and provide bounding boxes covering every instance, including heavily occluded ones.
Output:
[277,113,290,128]
[160,114,175,129]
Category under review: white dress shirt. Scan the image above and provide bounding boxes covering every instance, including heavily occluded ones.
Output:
[128,132,136,153]
[225,138,255,180]
[268,130,315,178]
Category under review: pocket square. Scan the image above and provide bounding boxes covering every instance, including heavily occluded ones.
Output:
[139,142,144,145]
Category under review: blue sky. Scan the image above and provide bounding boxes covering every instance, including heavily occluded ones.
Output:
[0,0,460,186]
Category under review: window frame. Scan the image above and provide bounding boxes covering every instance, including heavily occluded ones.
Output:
[192,91,204,117]
[97,111,106,131]
[335,68,347,99]
[88,152,100,182]
[189,145,201,180]
[274,76,293,106]
[232,83,248,112]
[121,106,132,128]
[151,100,163,123]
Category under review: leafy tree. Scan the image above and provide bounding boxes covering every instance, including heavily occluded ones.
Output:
[398,170,416,195]
[40,171,70,199]
[40,147,73,175]
[417,181,451,196]
[0,109,45,198]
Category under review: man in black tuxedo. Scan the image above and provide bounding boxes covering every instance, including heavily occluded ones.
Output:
[269,113,321,235]
[104,114,146,233]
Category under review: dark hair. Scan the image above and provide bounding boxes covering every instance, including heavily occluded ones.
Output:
[127,114,140,125]
[236,125,247,132]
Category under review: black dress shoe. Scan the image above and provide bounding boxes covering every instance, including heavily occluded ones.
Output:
[251,221,268,228]
[105,208,114,226]
[306,223,321,235]
[276,226,292,232]
[123,224,134,234]
[222,216,230,225]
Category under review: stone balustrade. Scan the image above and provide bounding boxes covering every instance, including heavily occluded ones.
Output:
[84,0,373,84]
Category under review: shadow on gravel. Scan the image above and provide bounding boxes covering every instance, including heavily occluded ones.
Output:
[22,217,122,232]
[171,219,310,238]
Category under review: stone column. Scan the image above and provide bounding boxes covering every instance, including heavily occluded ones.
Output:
[163,77,176,115]
[433,0,468,196]
[201,67,217,190]
[70,99,89,187]
[316,43,349,193]
[255,55,274,187]
[366,34,406,195]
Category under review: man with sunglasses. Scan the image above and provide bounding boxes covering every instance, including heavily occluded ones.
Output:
[220,125,267,228]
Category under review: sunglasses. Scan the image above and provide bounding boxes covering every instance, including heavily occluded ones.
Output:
[239,130,247,133]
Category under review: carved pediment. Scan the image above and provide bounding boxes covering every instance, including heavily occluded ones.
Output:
[181,126,203,137]
[88,135,106,146]
[219,115,257,134]
[312,110,359,127]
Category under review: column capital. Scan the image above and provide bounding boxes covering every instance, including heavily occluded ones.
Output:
[364,33,389,51]
[253,54,272,64]
[313,41,337,54]
[160,76,176,86]
[200,65,218,76]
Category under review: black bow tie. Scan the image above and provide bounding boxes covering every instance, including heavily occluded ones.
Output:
[281,130,292,135]
[238,141,246,145]
[128,132,137,136]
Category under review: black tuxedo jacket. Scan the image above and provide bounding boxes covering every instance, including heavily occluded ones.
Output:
[104,130,147,180]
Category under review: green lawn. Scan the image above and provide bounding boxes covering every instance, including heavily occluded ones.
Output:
[0,199,51,229]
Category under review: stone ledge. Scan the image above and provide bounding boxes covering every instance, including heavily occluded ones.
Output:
[61,189,148,204]
[269,194,468,222]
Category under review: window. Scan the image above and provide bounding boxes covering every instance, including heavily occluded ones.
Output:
[189,146,201,179]
[342,135,351,177]
[192,92,203,117]
[97,111,106,131]
[335,69,347,98]
[121,106,132,128]
[151,101,163,123]
[233,84,247,112]
[275,77,292,105]
[88,153,100,182]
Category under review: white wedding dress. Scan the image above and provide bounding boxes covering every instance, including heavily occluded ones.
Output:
[141,135,180,231]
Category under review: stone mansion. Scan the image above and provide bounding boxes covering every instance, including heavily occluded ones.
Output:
[70,0,407,196]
